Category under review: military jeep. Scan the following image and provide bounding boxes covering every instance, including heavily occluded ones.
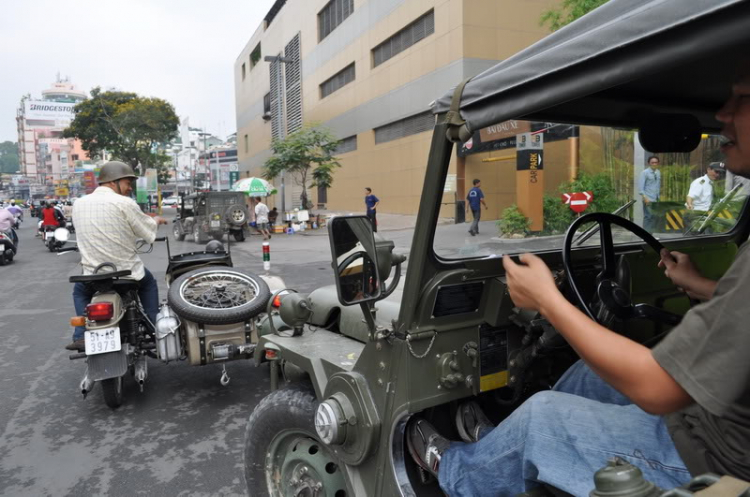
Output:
[172,191,249,243]
[244,1,750,496]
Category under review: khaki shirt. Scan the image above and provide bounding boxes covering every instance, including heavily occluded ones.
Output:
[72,187,157,280]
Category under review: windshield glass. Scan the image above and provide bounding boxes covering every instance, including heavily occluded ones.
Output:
[434,120,744,259]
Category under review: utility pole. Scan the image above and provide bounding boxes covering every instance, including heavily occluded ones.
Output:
[265,55,293,214]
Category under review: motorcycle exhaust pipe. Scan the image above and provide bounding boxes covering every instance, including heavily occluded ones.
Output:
[80,374,94,399]
[134,356,148,392]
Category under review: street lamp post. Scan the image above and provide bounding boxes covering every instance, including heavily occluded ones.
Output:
[264,55,293,214]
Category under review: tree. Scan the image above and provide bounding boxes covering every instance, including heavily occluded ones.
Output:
[63,87,179,173]
[0,141,20,174]
[540,0,610,31]
[263,124,341,209]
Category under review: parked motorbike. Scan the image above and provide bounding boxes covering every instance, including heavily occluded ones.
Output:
[68,234,276,408]
[0,229,17,265]
[42,224,70,252]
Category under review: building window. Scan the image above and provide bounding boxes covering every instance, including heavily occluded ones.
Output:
[264,92,271,115]
[374,111,434,144]
[250,43,261,68]
[320,63,355,99]
[244,134,249,154]
[241,63,246,80]
[372,10,435,68]
[318,0,354,42]
[334,135,357,154]
[71,154,79,161]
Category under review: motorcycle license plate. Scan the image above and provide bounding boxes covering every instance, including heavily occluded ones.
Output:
[85,327,122,355]
[210,220,221,228]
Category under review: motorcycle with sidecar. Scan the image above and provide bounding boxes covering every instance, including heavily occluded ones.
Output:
[68,235,277,408]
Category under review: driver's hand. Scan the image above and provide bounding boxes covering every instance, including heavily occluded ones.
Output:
[502,253,558,312]
[658,249,716,300]
[154,216,169,225]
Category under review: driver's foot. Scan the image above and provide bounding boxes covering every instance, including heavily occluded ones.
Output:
[407,419,450,478]
[456,400,493,443]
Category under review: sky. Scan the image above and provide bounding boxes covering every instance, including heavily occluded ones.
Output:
[0,0,277,143]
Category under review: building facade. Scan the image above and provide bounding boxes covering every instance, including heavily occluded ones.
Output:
[16,77,89,197]
[235,0,562,216]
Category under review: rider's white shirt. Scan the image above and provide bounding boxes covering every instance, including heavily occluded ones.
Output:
[687,174,714,211]
[72,187,157,280]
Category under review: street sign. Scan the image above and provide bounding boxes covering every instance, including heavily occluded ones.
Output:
[561,191,594,213]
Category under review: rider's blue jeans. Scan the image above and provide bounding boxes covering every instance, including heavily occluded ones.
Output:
[72,268,159,341]
[438,360,691,496]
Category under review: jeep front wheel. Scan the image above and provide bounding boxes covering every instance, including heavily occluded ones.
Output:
[244,383,353,497]
[173,224,185,241]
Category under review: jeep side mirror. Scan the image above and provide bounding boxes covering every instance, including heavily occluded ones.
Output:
[329,216,382,306]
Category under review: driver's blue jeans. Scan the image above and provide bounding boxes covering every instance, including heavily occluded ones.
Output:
[438,361,690,496]
[71,268,159,341]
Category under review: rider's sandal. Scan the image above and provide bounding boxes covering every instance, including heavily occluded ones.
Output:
[406,419,451,479]
[455,400,494,444]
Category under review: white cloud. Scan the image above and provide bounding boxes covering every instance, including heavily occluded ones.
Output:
[0,0,277,142]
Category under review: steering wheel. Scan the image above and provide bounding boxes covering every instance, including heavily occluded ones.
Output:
[562,213,682,326]
[337,251,368,275]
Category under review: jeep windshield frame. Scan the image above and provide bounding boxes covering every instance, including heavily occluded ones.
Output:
[395,0,750,334]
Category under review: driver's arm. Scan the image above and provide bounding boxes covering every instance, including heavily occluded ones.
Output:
[503,254,693,415]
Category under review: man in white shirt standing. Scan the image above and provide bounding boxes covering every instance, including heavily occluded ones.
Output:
[66,161,168,351]
[254,196,271,240]
[687,162,724,211]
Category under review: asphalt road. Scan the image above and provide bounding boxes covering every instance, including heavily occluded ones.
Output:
[0,212,337,497]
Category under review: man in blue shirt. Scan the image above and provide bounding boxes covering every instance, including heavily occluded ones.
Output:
[364,187,379,232]
[638,156,662,232]
[466,178,487,236]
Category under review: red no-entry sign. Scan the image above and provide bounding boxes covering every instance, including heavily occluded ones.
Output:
[561,191,594,213]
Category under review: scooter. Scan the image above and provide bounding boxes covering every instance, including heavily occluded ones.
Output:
[0,229,17,265]
[42,224,71,252]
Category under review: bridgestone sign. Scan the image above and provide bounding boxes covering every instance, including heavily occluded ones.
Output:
[24,100,75,124]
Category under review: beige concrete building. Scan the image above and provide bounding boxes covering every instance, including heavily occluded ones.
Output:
[234,0,559,217]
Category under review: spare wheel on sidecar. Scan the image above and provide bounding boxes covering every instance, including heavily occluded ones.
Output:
[168,267,271,325]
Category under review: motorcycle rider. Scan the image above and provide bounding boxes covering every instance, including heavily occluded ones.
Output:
[40,201,63,235]
[0,205,18,246]
[5,201,23,231]
[66,161,168,351]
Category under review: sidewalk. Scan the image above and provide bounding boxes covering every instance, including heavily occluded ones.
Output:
[296,210,453,236]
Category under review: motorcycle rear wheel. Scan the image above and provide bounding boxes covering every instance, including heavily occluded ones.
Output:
[101,377,123,409]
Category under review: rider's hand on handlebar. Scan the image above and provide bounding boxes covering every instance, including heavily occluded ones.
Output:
[154,216,169,226]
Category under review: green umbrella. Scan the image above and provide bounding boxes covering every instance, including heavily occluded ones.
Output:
[232,177,277,196]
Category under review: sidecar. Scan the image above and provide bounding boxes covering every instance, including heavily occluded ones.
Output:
[154,237,277,372]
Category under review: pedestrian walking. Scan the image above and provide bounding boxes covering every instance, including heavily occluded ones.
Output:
[466,179,487,236]
[638,156,661,232]
[254,197,271,240]
[364,187,379,232]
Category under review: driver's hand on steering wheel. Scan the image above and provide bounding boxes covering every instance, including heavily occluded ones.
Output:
[503,254,559,312]
[658,249,717,301]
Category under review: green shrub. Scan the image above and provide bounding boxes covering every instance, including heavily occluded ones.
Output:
[498,204,531,236]
[542,194,573,235]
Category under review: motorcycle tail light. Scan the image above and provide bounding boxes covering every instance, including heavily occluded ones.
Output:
[70,316,86,327]
[265,349,278,360]
[87,302,114,321]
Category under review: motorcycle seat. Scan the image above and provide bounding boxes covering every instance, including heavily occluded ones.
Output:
[112,279,140,292]
[70,270,132,283]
